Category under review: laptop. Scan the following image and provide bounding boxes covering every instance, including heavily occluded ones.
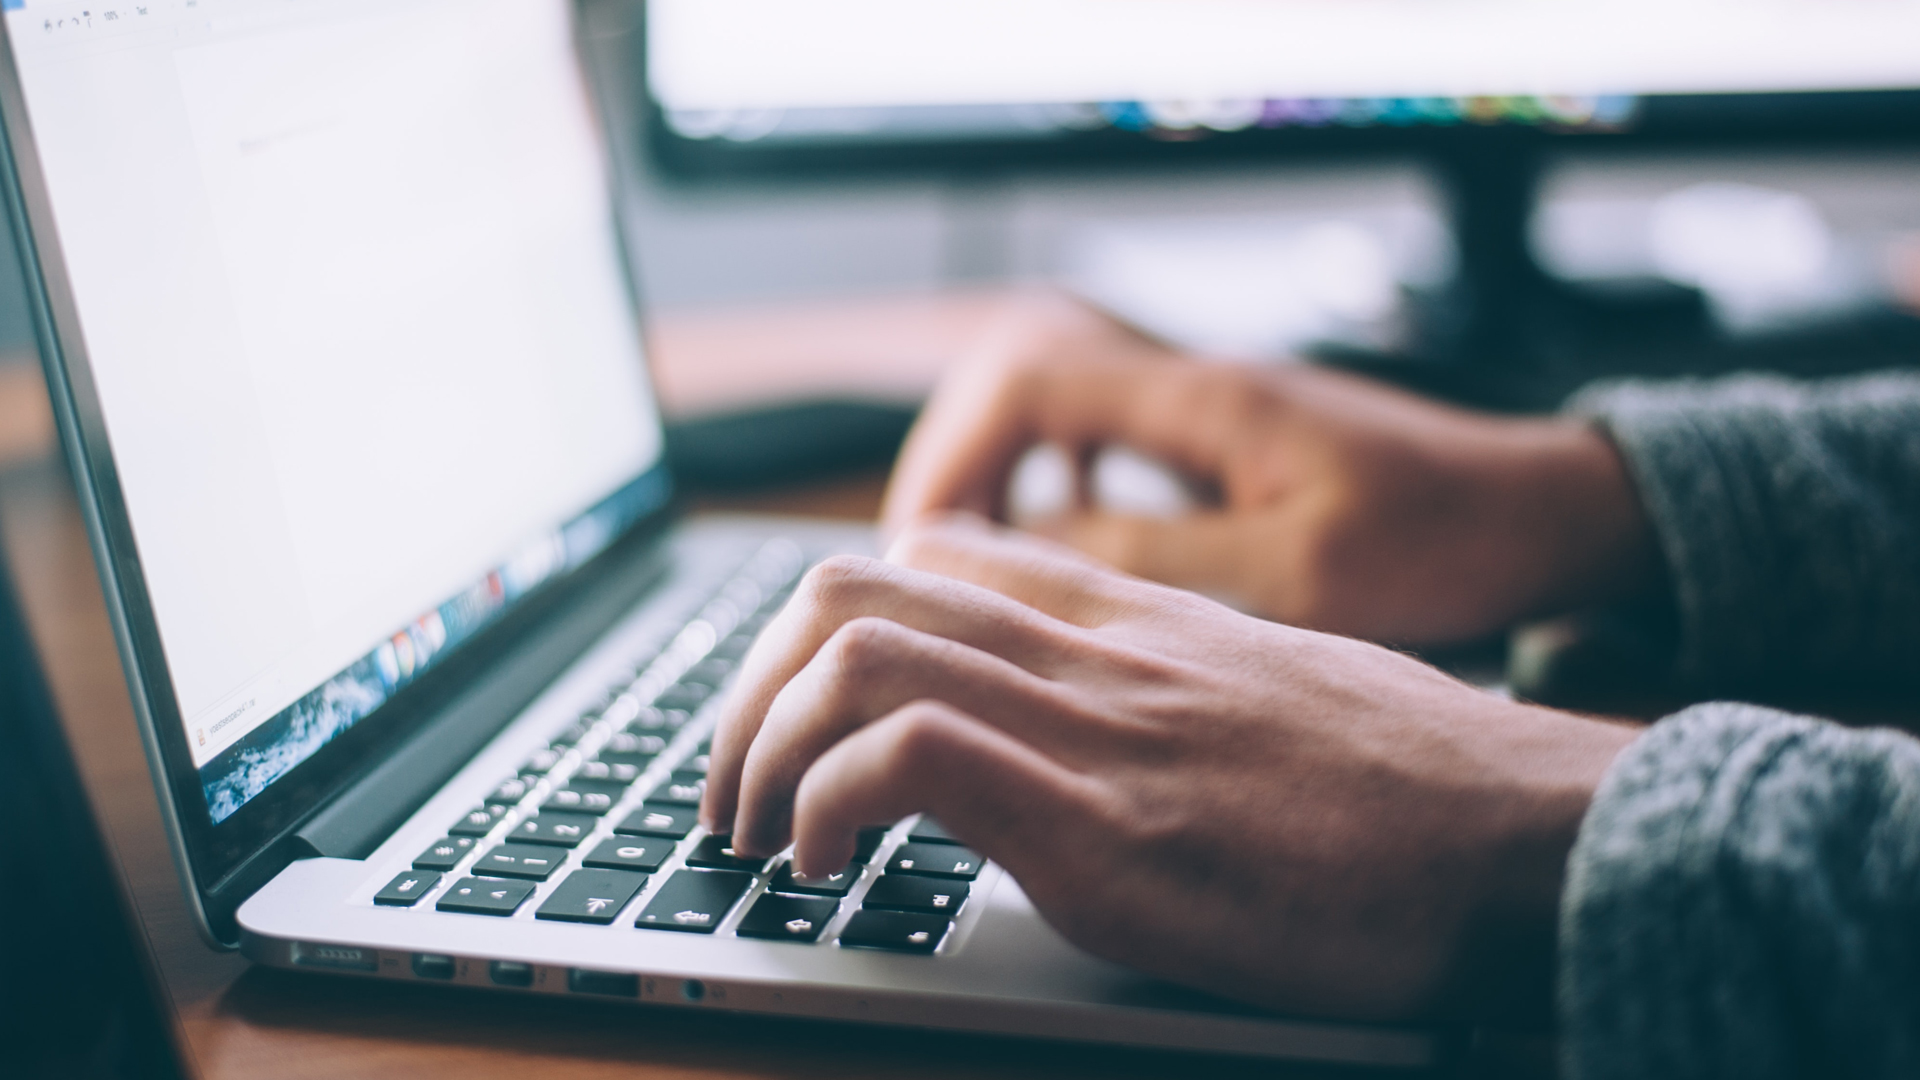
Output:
[0,0,1430,1066]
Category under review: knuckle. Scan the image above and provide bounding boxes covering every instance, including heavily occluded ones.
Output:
[880,702,962,774]
[799,553,882,608]
[820,616,904,681]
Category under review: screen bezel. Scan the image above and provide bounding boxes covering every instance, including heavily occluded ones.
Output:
[0,0,676,945]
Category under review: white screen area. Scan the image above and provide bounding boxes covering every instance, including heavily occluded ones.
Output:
[8,0,662,767]
[650,0,1920,110]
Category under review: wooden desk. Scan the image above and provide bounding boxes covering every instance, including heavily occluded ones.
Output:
[0,297,1368,1080]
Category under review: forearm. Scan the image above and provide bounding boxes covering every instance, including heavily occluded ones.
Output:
[1568,371,1920,693]
[1560,703,1920,1080]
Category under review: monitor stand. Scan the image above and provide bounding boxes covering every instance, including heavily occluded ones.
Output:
[1322,129,1920,412]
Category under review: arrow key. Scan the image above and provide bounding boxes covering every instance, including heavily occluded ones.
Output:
[536,868,649,925]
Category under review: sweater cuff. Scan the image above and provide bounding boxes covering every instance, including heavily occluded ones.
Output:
[1564,381,1763,688]
[1558,701,1920,1080]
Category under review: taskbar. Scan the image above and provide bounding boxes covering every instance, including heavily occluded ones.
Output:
[196,467,670,825]
[661,94,1641,145]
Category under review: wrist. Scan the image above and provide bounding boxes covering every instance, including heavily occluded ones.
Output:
[1446,706,1639,1025]
[1506,419,1662,618]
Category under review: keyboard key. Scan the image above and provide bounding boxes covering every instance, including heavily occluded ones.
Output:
[652,771,706,807]
[374,869,442,906]
[888,843,983,880]
[685,834,771,873]
[550,720,594,748]
[412,836,478,871]
[838,910,949,953]
[863,874,968,915]
[614,803,697,839]
[582,837,671,873]
[736,893,836,943]
[574,759,641,784]
[543,789,614,815]
[631,707,689,731]
[680,754,711,776]
[449,805,505,837]
[486,777,533,808]
[436,877,536,916]
[509,811,597,848]
[472,843,567,881]
[709,632,756,662]
[521,747,564,774]
[852,826,890,864]
[654,682,712,712]
[543,778,628,815]
[600,731,667,758]
[634,869,752,933]
[660,709,693,730]
[680,658,733,688]
[768,860,860,897]
[907,816,963,846]
[536,869,649,925]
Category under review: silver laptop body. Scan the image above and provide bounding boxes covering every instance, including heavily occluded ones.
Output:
[0,0,1430,1065]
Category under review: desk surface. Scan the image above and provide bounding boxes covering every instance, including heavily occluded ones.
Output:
[0,295,1374,1080]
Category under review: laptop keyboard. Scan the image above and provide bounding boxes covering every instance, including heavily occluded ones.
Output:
[370,539,987,956]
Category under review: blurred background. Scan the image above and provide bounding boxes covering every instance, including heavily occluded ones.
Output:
[8,0,1920,471]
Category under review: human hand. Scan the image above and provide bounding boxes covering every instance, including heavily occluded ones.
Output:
[702,516,1635,1020]
[881,301,1658,645]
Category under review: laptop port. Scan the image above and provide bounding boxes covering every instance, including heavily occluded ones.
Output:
[680,978,705,1002]
[411,953,456,980]
[569,968,639,997]
[292,943,377,972]
[489,960,535,988]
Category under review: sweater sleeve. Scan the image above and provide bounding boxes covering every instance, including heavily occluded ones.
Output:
[1559,702,1920,1080]
[1567,371,1920,694]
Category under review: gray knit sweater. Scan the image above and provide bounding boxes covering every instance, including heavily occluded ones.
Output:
[1560,372,1920,1078]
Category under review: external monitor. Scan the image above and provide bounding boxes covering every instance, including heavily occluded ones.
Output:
[641,0,1920,375]
[643,0,1920,170]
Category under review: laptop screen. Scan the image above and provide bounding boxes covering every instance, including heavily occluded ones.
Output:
[4,0,665,825]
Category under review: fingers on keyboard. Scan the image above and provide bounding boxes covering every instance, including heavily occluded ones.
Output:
[686,834,772,873]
